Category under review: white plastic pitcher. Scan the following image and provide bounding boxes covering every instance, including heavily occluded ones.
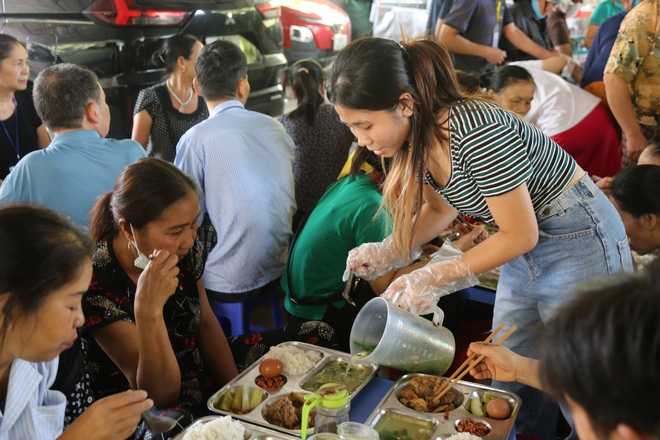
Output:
[349,297,455,375]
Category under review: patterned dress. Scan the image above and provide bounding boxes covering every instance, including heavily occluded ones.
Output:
[133,83,209,162]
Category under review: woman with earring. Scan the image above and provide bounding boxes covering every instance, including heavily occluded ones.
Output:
[131,35,208,162]
[279,59,354,231]
[0,34,50,184]
[330,37,632,439]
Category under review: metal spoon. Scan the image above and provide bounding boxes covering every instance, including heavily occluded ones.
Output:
[342,270,357,307]
[141,408,180,433]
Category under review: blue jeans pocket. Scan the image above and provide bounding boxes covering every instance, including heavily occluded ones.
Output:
[617,237,634,272]
[538,227,595,240]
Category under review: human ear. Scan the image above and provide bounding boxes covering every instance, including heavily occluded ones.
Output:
[398,93,414,117]
[237,78,249,100]
[177,55,187,73]
[640,213,657,230]
[85,101,100,124]
[118,218,133,242]
[193,77,202,96]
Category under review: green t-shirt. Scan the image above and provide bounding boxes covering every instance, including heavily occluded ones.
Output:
[282,174,387,320]
[589,0,640,25]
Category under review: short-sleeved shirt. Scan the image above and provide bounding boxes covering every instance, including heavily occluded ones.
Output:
[547,9,571,46]
[604,0,660,127]
[589,0,640,25]
[82,239,217,412]
[426,0,454,34]
[0,88,42,180]
[134,83,208,162]
[443,0,513,74]
[279,105,354,225]
[282,173,387,320]
[499,0,553,62]
[0,130,146,228]
[424,100,577,223]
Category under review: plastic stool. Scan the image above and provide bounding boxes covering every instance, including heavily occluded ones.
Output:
[209,288,284,336]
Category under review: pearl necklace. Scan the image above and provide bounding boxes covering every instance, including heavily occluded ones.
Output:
[166,80,194,113]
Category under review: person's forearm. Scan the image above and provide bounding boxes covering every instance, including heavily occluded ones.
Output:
[604,73,643,138]
[411,203,458,250]
[197,318,239,386]
[134,312,181,406]
[506,26,553,59]
[514,355,542,390]
[439,28,489,58]
[460,227,536,277]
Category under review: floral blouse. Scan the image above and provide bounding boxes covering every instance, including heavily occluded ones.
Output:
[605,0,660,127]
[81,239,217,412]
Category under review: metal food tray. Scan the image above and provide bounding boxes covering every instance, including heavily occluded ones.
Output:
[172,415,300,440]
[365,373,520,440]
[207,341,379,436]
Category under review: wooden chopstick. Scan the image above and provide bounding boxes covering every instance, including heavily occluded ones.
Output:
[434,325,517,402]
[441,323,504,387]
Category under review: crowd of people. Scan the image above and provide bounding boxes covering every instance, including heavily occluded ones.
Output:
[0,0,658,438]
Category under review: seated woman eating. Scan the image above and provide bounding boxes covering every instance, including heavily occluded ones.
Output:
[0,204,151,439]
[82,158,335,431]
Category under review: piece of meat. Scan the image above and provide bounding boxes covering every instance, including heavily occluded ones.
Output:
[399,386,420,402]
[408,376,437,398]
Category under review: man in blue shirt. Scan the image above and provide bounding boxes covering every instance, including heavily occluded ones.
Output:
[175,40,295,302]
[0,64,146,227]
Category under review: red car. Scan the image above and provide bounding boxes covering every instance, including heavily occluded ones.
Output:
[271,0,351,65]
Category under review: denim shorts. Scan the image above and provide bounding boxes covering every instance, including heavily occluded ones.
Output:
[491,174,633,438]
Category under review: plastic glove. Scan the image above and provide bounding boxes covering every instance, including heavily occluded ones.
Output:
[344,235,422,281]
[381,241,478,316]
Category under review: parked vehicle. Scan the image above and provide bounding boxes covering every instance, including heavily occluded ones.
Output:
[2,0,288,139]
[276,0,351,65]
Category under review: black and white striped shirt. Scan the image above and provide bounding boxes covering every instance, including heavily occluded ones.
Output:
[425,100,576,223]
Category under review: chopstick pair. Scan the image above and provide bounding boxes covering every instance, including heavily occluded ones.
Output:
[434,323,517,402]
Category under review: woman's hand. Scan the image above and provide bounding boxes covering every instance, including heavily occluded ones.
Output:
[134,249,180,315]
[454,224,488,252]
[345,236,421,281]
[59,390,153,440]
[467,343,542,389]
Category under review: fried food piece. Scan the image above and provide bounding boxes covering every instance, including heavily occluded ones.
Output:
[264,392,315,430]
[398,376,458,413]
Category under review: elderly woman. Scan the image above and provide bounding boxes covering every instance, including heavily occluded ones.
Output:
[82,158,335,435]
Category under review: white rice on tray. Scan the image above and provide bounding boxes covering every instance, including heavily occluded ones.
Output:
[182,416,245,440]
[263,345,321,375]
[445,433,482,440]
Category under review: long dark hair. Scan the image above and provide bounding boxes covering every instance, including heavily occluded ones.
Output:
[153,34,200,77]
[289,59,326,124]
[89,158,198,242]
[0,204,93,344]
[327,36,471,259]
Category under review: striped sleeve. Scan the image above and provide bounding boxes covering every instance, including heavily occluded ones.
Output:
[460,122,533,198]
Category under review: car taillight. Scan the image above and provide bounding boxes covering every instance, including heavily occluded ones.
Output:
[256,3,281,20]
[85,0,190,26]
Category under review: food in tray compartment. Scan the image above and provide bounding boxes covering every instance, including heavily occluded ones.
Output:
[301,360,372,395]
[467,392,512,420]
[213,385,266,414]
[182,415,247,440]
[455,419,490,437]
[255,373,287,391]
[373,411,436,440]
[264,345,321,376]
[263,392,316,430]
[259,358,284,378]
[444,433,482,440]
[397,376,459,413]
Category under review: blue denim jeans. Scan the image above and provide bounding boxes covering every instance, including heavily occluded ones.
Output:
[492,174,633,440]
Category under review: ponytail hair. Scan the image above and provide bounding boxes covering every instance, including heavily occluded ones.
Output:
[152,34,201,77]
[89,158,199,243]
[479,65,534,93]
[328,36,472,260]
[289,59,326,124]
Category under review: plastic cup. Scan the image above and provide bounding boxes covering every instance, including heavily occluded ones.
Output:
[349,297,455,375]
[308,434,341,440]
[337,422,379,440]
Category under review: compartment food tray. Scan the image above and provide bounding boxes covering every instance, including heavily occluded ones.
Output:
[207,341,378,436]
[365,373,520,440]
[172,415,300,440]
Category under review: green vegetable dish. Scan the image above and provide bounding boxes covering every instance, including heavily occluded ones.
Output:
[301,360,372,395]
[373,411,436,440]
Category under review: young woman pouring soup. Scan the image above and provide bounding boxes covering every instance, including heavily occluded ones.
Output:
[330,37,632,439]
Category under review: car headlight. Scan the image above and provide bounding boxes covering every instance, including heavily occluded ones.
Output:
[290,25,315,43]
